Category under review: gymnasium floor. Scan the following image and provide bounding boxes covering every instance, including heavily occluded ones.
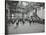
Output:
[7,22,44,34]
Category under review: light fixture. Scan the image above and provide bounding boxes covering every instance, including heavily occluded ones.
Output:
[22,2,29,6]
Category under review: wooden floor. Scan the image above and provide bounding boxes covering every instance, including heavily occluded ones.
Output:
[7,21,44,35]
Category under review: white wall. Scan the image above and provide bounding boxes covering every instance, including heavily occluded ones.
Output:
[37,7,45,19]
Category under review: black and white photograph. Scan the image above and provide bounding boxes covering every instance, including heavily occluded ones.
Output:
[5,0,45,35]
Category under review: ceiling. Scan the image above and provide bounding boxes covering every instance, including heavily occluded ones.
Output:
[6,1,45,13]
